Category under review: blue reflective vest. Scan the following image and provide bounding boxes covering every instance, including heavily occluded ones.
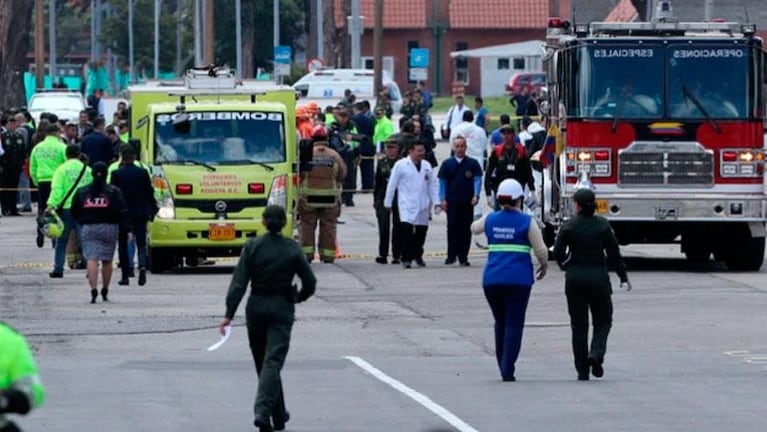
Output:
[482,210,534,287]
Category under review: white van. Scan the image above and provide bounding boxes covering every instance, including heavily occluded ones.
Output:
[292,69,403,113]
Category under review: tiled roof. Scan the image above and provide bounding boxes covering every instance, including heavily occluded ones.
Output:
[449,0,549,29]
[605,0,638,22]
[334,0,427,29]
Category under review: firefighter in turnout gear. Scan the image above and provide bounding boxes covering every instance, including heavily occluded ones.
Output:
[298,125,347,263]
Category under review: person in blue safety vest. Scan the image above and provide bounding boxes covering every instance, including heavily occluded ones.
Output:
[470,178,548,381]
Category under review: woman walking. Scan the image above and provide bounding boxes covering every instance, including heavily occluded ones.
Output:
[553,188,631,380]
[71,162,131,303]
[219,205,316,432]
[471,179,548,381]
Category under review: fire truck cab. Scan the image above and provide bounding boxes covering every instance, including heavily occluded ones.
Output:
[543,1,767,270]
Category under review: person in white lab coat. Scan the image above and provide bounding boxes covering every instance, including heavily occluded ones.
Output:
[384,141,440,269]
[449,110,489,219]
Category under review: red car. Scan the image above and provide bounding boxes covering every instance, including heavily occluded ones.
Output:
[506,72,547,96]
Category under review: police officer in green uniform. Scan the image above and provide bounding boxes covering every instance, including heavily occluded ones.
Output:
[553,188,631,380]
[1,322,46,432]
[219,205,316,432]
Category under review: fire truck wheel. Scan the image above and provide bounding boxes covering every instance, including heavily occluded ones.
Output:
[148,247,171,274]
[723,236,765,272]
[684,249,711,264]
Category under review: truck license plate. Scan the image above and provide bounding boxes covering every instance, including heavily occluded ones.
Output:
[595,199,608,214]
[209,224,236,241]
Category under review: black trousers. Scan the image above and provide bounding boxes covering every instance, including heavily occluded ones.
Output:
[399,221,428,263]
[246,296,293,422]
[36,181,52,217]
[446,202,473,262]
[565,268,613,375]
[359,157,375,191]
[341,153,357,204]
[0,166,21,214]
[375,205,401,259]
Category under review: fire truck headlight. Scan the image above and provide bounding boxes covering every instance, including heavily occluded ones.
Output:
[740,164,755,176]
[594,163,610,175]
[577,151,592,161]
[739,151,755,162]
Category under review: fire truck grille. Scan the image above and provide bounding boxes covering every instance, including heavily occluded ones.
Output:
[619,152,714,186]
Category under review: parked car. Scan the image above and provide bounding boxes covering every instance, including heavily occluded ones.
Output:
[506,72,547,96]
[28,90,87,125]
[292,69,403,113]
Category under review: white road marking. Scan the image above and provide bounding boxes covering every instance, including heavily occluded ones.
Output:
[345,356,480,432]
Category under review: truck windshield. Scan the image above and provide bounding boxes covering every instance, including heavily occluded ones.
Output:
[153,111,285,164]
[572,44,664,119]
[667,44,750,119]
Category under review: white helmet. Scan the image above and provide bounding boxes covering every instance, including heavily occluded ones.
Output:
[497,179,524,200]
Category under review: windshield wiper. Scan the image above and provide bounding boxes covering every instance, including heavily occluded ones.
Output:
[160,159,217,171]
[218,159,275,171]
[681,83,722,134]
[611,74,632,134]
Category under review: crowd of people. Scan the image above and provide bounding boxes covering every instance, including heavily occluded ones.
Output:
[1,99,155,303]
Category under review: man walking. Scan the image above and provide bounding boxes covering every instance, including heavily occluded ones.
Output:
[384,141,440,269]
[485,125,535,209]
[1,117,27,216]
[438,136,482,266]
[373,140,401,264]
[298,126,347,263]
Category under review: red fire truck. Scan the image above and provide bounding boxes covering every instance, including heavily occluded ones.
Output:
[541,4,766,270]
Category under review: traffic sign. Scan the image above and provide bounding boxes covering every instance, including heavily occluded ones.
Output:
[307,57,324,72]
[274,46,292,65]
[409,68,428,81]
[409,48,429,68]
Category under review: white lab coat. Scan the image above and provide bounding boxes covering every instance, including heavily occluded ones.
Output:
[384,156,440,226]
[450,121,489,163]
[446,104,468,130]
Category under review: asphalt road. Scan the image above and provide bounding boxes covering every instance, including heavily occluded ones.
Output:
[2,139,766,431]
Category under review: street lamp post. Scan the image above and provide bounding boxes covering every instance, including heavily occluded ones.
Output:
[49,0,57,83]
[154,0,161,79]
[129,0,134,83]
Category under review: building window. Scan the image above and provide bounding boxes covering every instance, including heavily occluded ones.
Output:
[455,69,469,85]
[513,57,526,70]
[407,40,419,51]
[455,42,468,69]
[497,58,510,70]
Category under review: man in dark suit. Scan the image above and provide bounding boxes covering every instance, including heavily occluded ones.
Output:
[80,118,115,166]
[351,102,375,192]
[110,145,156,286]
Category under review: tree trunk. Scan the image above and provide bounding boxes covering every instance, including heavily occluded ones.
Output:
[242,0,256,78]
[0,0,35,107]
[322,0,335,66]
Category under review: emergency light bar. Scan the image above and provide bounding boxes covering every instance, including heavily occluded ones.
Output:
[184,67,237,90]
[589,21,745,36]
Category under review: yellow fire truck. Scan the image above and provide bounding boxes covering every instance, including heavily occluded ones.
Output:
[128,67,297,273]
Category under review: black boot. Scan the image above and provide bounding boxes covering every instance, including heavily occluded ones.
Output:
[90,289,98,304]
[101,287,109,302]
[138,268,147,286]
[253,413,273,432]
[272,411,290,431]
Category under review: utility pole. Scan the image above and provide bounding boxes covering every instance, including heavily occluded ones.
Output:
[550,0,560,17]
[194,0,202,66]
[49,0,57,83]
[349,0,362,69]
[176,1,183,75]
[373,0,383,96]
[154,0,160,78]
[274,0,280,49]
[317,0,324,61]
[205,0,215,65]
[236,0,242,79]
[129,0,135,82]
[704,0,714,21]
[35,0,45,89]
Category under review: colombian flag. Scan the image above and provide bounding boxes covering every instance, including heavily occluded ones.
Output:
[540,125,561,168]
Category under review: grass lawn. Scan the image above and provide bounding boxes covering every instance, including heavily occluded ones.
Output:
[430,95,519,131]
[431,96,513,118]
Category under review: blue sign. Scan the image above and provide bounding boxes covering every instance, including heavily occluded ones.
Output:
[274,46,292,64]
[409,48,429,68]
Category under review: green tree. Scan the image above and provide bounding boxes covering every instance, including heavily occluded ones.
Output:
[101,0,190,77]
[0,0,35,107]
[217,0,306,77]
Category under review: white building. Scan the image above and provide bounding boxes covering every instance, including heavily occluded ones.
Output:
[449,40,544,97]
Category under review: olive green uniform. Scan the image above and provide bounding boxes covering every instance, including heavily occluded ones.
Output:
[553,214,628,378]
[225,233,316,425]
